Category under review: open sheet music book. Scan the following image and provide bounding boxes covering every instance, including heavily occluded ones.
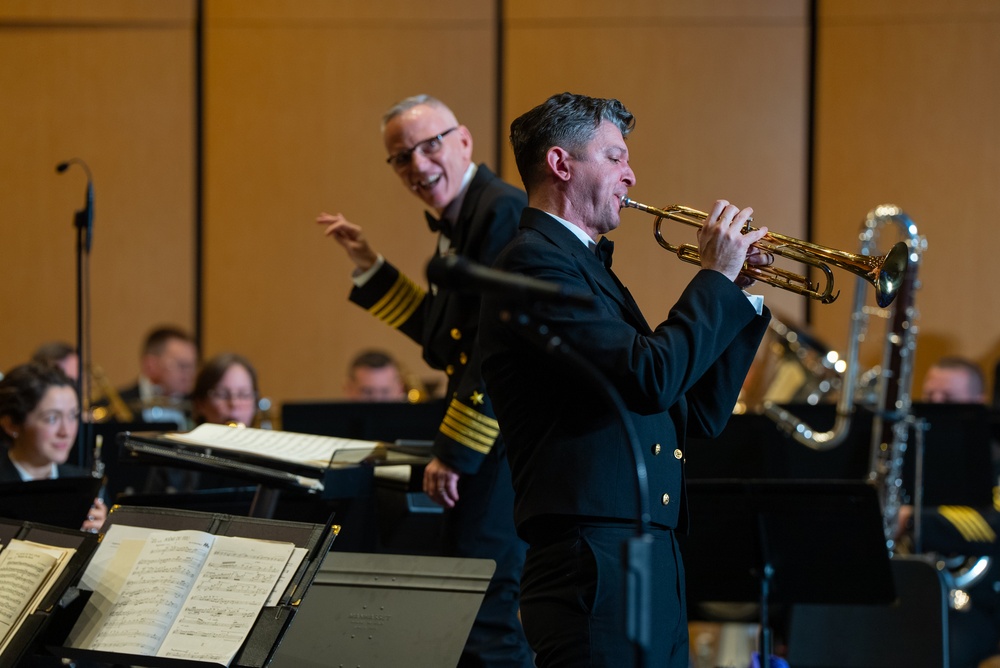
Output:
[67,524,305,666]
[165,423,383,469]
[0,539,77,656]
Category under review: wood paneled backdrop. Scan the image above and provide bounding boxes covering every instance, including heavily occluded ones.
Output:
[2,0,998,415]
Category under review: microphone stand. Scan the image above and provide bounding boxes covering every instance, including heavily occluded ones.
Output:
[57,159,94,468]
[498,307,653,668]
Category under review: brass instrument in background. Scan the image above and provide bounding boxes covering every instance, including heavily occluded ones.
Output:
[87,364,135,423]
[763,203,925,552]
[620,197,909,308]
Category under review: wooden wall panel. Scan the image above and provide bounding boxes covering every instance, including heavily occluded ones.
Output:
[0,1,195,389]
[201,0,497,408]
[8,0,994,416]
[811,0,1000,396]
[503,0,811,329]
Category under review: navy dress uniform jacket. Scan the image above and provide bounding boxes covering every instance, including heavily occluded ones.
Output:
[346,164,533,667]
[479,207,771,536]
[348,164,526,475]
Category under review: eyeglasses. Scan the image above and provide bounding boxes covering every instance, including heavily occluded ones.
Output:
[386,127,458,170]
[207,389,256,402]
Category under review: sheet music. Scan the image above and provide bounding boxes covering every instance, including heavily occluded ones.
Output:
[166,423,379,468]
[69,526,297,664]
[265,546,307,607]
[0,540,71,653]
[78,523,159,592]
[85,530,214,655]
[156,536,294,663]
[67,534,149,649]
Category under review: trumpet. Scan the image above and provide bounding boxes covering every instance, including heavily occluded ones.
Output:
[620,197,909,307]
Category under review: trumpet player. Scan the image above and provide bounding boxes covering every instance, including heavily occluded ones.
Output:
[479,92,773,668]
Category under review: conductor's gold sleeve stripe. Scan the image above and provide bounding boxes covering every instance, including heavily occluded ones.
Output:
[439,400,499,454]
[368,275,424,328]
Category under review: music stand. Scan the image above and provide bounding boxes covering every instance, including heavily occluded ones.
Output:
[90,420,180,500]
[0,477,102,530]
[678,479,895,660]
[903,402,994,508]
[280,399,447,441]
[268,551,495,668]
[282,400,448,553]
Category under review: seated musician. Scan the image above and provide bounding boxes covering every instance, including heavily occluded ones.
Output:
[343,349,407,403]
[0,362,106,532]
[899,356,1000,667]
[191,353,259,427]
[144,352,261,493]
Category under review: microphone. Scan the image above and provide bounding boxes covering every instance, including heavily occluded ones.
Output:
[427,254,594,307]
[56,158,94,253]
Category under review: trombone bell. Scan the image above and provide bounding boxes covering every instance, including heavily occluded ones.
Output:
[620,197,908,308]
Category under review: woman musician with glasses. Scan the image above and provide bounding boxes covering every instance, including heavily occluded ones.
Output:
[143,352,262,494]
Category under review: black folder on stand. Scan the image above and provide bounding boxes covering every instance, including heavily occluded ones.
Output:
[114,429,412,504]
[0,518,100,668]
[678,479,895,661]
[40,504,338,668]
[268,551,495,668]
[680,479,894,607]
[0,477,101,530]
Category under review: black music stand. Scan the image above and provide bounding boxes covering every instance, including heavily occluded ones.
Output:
[90,420,181,500]
[0,477,102,530]
[280,399,447,441]
[268,552,495,668]
[678,479,895,661]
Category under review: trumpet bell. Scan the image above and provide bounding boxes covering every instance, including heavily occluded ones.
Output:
[875,241,909,309]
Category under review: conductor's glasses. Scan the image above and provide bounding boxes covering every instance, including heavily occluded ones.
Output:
[386,127,458,170]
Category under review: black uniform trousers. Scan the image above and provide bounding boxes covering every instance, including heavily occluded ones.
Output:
[519,522,688,668]
[446,445,533,668]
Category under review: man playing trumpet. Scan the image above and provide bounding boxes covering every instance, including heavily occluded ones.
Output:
[479,92,773,667]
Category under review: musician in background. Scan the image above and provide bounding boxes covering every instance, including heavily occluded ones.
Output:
[921,356,986,404]
[0,362,106,532]
[317,94,532,667]
[153,352,263,493]
[109,325,198,428]
[479,92,771,667]
[343,349,407,402]
[31,341,80,382]
[192,353,259,427]
[908,356,1000,666]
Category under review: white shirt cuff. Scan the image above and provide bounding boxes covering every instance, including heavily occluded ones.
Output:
[352,254,385,287]
[744,291,764,316]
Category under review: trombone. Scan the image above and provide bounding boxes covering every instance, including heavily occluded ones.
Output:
[620,197,909,307]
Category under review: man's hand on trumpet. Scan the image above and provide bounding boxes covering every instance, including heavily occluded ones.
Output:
[697,199,769,287]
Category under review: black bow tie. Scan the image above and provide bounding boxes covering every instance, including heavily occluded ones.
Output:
[595,236,614,268]
[425,211,453,238]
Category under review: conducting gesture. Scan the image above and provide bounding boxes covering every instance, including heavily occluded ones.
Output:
[316,212,379,272]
